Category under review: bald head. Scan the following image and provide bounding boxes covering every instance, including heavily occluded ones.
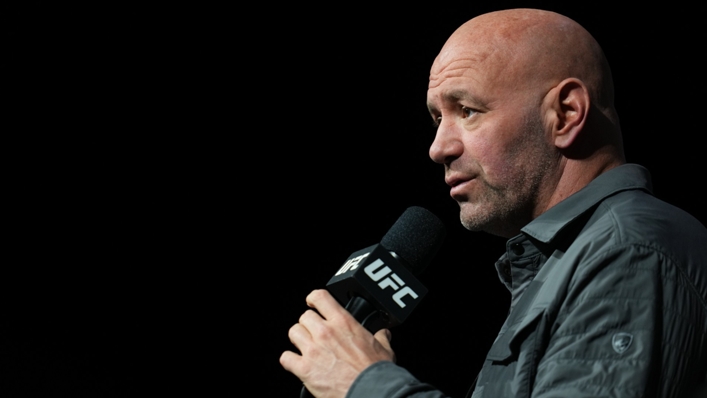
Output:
[431,9,616,119]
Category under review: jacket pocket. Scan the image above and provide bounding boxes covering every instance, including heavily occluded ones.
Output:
[487,280,545,362]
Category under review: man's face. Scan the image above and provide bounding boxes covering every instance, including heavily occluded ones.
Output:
[426,40,558,238]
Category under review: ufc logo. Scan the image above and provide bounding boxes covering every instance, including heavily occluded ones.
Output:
[364,259,418,308]
[335,252,370,276]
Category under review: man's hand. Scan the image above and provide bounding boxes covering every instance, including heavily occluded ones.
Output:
[280,289,396,398]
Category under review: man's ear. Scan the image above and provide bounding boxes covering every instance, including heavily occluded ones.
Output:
[544,78,590,149]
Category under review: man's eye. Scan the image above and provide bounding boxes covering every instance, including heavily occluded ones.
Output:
[462,106,476,119]
[432,116,442,127]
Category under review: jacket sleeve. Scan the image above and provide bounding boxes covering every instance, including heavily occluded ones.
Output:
[346,361,451,398]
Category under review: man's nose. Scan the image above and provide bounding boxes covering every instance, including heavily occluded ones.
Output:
[429,123,463,165]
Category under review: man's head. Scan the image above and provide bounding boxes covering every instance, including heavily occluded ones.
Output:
[427,8,625,237]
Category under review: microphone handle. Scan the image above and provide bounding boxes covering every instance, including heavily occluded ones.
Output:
[344,295,382,333]
[299,296,381,398]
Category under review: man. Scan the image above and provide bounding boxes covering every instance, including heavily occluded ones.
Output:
[280,8,707,398]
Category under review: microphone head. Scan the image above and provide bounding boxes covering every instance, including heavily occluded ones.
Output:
[380,206,446,275]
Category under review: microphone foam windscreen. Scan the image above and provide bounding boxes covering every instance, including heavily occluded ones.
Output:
[380,206,446,275]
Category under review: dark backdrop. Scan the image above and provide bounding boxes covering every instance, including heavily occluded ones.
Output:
[4,2,704,397]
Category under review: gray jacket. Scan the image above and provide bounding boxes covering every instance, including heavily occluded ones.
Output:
[347,164,707,398]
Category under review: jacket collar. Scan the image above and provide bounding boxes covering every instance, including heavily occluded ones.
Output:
[520,164,653,245]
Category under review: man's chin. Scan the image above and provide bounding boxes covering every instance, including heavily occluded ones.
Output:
[458,206,488,232]
[458,205,516,237]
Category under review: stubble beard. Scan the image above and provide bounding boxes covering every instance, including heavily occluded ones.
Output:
[458,113,556,238]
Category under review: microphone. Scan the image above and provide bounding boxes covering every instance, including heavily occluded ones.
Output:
[326,206,446,332]
[299,206,446,398]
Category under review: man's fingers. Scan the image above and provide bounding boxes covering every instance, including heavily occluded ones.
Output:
[287,321,312,351]
[305,289,349,322]
[374,328,391,340]
[374,329,396,363]
[279,350,301,374]
[373,329,392,348]
[305,289,342,315]
[281,289,398,397]
[298,308,323,328]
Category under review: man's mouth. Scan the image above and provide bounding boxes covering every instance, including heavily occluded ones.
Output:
[446,174,475,199]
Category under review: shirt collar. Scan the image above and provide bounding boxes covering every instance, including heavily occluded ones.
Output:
[520,163,653,244]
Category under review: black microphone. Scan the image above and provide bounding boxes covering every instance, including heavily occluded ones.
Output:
[326,206,446,332]
[300,206,446,398]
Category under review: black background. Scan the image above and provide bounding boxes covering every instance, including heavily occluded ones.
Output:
[3,2,705,397]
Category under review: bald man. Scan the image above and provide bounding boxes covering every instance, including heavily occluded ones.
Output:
[281,9,707,398]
